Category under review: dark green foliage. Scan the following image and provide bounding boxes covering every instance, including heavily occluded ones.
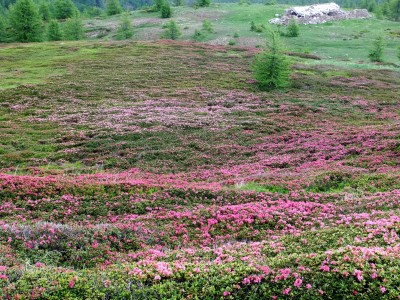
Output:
[63,16,84,40]
[106,0,122,15]
[389,0,400,20]
[154,0,163,11]
[360,0,377,12]
[286,17,300,37]
[307,172,352,192]
[192,28,204,41]
[381,0,391,15]
[83,6,104,18]
[375,6,384,19]
[252,31,291,91]
[47,19,63,41]
[250,21,264,33]
[174,0,184,6]
[196,0,210,7]
[0,16,6,42]
[160,1,171,18]
[38,1,51,21]
[116,13,133,39]
[250,21,256,31]
[368,36,385,62]
[54,0,77,20]
[8,0,43,42]
[192,19,213,41]
[202,19,213,32]
[161,20,180,39]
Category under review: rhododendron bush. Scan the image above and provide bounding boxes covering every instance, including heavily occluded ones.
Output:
[0,41,399,298]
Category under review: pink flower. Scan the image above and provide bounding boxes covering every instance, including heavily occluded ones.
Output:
[154,275,161,280]
[371,272,378,279]
[320,265,330,272]
[283,288,291,295]
[103,280,111,287]
[353,269,363,282]
[68,278,76,288]
[223,291,231,297]
[294,278,302,288]
[242,277,251,284]
[0,274,7,280]
[380,286,386,293]
[318,290,324,295]
[306,284,312,289]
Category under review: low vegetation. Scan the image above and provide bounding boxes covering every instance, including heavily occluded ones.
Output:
[0,0,399,298]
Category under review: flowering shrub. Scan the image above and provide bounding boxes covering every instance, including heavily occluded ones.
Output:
[0,41,399,298]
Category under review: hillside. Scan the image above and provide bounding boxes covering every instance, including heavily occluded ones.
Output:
[83,4,400,64]
[1,3,400,299]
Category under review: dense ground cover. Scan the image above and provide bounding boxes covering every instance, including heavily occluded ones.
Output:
[0,11,400,299]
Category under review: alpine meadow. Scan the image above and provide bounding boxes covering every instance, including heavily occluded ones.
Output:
[0,0,400,298]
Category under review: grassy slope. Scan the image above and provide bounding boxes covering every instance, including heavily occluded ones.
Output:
[0,4,400,299]
[85,4,400,66]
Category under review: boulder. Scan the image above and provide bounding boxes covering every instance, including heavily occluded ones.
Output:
[269,3,371,25]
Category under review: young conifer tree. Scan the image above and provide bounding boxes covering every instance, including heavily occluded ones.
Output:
[368,36,385,62]
[106,0,123,16]
[9,0,43,42]
[252,31,291,90]
[161,20,180,40]
[116,13,133,39]
[160,1,171,18]
[54,0,78,20]
[47,19,63,41]
[286,17,300,37]
[63,16,84,40]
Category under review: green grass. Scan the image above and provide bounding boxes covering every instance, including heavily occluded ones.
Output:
[82,4,400,67]
[238,182,289,194]
[0,42,102,89]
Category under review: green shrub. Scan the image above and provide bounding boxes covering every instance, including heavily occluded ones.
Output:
[174,0,185,6]
[202,19,213,33]
[192,29,205,41]
[368,36,385,62]
[0,17,7,42]
[250,21,264,33]
[106,0,123,16]
[63,17,84,40]
[286,17,300,37]
[8,0,43,42]
[307,171,352,192]
[54,0,78,20]
[251,31,291,90]
[196,0,210,7]
[116,13,133,39]
[161,20,181,40]
[160,1,172,18]
[38,1,51,21]
[47,19,63,41]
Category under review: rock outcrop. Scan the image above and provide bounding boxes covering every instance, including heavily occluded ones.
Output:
[270,3,371,25]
